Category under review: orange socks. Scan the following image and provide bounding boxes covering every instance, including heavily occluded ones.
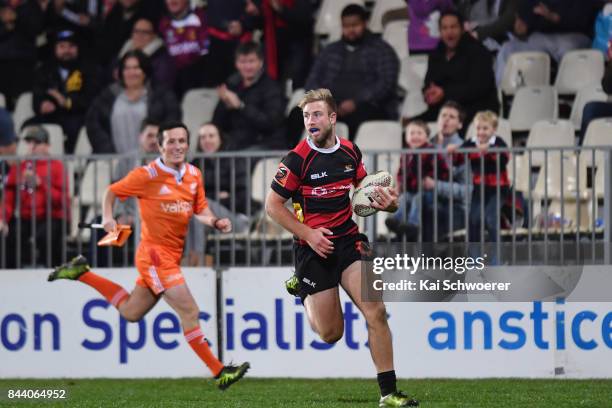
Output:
[78,271,129,308]
[184,327,224,376]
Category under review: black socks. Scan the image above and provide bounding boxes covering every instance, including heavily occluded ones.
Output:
[377,370,397,396]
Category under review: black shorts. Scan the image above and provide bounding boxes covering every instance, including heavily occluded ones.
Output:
[294,233,368,301]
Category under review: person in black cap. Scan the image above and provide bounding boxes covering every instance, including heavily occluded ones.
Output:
[0,125,70,268]
[25,29,99,153]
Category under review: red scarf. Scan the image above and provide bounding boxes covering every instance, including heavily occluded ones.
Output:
[262,0,294,80]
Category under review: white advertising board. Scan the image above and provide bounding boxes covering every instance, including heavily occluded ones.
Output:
[0,268,217,378]
[222,268,612,378]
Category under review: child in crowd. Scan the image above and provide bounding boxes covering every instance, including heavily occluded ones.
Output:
[450,111,509,242]
[387,120,449,240]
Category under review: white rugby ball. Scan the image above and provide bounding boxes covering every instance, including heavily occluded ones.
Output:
[352,171,395,217]
[358,170,395,189]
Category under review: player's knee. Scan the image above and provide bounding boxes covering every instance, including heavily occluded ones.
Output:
[363,303,387,327]
[319,326,344,344]
[179,307,200,327]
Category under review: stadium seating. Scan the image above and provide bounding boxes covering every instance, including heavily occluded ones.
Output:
[499,51,550,96]
[368,0,407,33]
[554,49,605,96]
[17,123,64,156]
[398,56,426,94]
[181,88,219,153]
[285,88,305,116]
[315,0,365,40]
[569,83,608,130]
[382,20,409,60]
[74,127,92,156]
[401,90,428,118]
[525,119,574,166]
[508,86,558,132]
[13,92,34,132]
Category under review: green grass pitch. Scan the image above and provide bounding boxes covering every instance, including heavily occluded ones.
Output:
[1,378,611,407]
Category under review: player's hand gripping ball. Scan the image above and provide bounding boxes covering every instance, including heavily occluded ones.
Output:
[352,170,395,217]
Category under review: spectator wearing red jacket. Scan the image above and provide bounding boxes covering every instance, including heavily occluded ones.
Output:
[0,126,70,268]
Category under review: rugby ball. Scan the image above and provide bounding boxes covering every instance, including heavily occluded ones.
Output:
[352,171,395,217]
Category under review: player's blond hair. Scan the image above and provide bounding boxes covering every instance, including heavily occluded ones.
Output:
[473,110,499,130]
[298,88,337,114]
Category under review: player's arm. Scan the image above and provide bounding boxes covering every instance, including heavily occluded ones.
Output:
[265,190,334,259]
[101,187,118,232]
[193,206,232,233]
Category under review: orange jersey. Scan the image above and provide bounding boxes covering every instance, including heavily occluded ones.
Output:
[109,158,208,252]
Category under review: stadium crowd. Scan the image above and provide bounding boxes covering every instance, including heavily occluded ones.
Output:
[1,0,612,266]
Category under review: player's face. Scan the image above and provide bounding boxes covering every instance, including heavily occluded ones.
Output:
[198,124,222,153]
[139,125,160,154]
[303,101,336,146]
[122,56,146,89]
[160,127,189,168]
[236,52,263,82]
[437,107,462,137]
[406,124,428,148]
[439,15,463,50]
[475,120,496,144]
[341,15,366,43]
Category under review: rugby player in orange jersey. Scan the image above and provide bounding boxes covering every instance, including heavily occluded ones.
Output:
[48,121,249,389]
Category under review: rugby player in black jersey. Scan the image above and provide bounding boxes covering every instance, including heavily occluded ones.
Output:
[266,89,419,407]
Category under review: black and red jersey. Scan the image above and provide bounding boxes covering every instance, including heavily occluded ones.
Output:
[453,136,510,188]
[271,136,367,240]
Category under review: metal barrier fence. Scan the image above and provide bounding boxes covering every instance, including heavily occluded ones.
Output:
[1,146,611,269]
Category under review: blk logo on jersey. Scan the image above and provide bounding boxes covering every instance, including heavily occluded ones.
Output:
[310,171,328,180]
[275,165,289,187]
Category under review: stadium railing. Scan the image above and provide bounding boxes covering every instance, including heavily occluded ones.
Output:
[1,146,611,269]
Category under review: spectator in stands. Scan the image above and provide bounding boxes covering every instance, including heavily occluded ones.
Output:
[0,125,70,267]
[449,110,509,242]
[90,118,160,267]
[303,4,399,139]
[386,120,450,241]
[580,45,612,144]
[205,0,256,85]
[86,50,180,153]
[427,100,472,234]
[27,30,98,153]
[42,0,102,52]
[0,0,46,110]
[212,41,285,150]
[245,0,314,89]
[408,0,455,54]
[411,11,499,127]
[112,17,176,87]
[159,0,212,96]
[494,0,597,84]
[0,107,17,191]
[186,122,251,266]
[96,0,163,66]
[459,0,520,50]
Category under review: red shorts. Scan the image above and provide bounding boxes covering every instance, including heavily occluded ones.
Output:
[135,243,185,295]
